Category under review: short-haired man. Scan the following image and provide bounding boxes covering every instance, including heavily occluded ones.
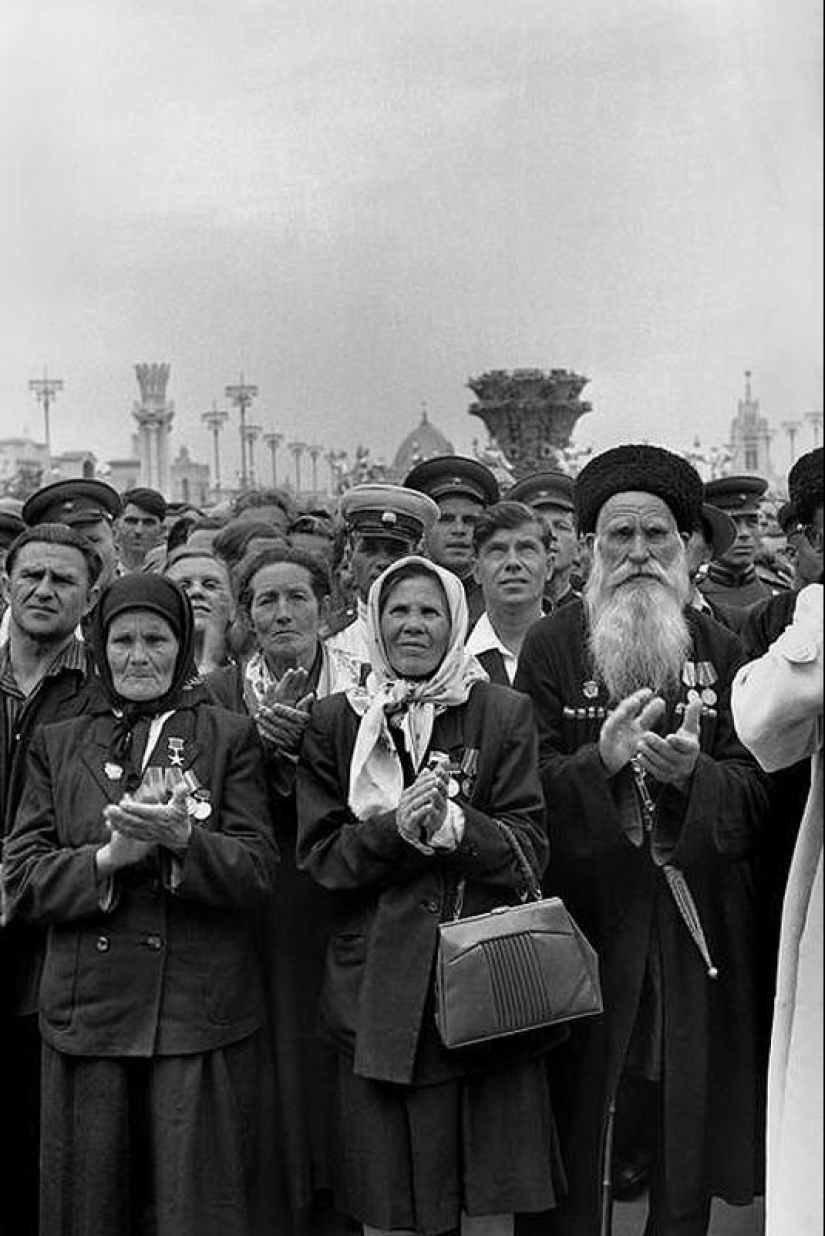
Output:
[506,469,581,610]
[324,483,439,668]
[116,486,167,571]
[0,523,102,1236]
[404,455,499,627]
[515,445,770,1236]
[466,501,553,685]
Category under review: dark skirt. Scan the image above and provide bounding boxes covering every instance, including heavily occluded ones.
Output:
[40,1032,288,1236]
[334,1055,565,1235]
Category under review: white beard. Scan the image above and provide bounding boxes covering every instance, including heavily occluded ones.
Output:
[584,549,691,702]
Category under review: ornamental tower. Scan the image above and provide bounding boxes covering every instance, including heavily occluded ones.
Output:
[133,363,174,494]
[467,367,591,479]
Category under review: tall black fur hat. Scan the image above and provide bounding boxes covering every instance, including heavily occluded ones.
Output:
[575,444,703,535]
[788,447,823,524]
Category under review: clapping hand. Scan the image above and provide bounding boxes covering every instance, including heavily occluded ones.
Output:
[633,697,702,788]
[254,668,316,757]
[396,764,450,850]
[599,688,667,776]
[103,781,192,853]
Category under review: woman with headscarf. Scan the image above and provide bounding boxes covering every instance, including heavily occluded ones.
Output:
[3,574,283,1236]
[296,556,565,1236]
[206,544,361,1234]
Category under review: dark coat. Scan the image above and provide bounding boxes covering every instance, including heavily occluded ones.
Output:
[4,703,277,1057]
[1,646,97,1015]
[205,659,345,1215]
[296,681,557,1086]
[514,602,772,1224]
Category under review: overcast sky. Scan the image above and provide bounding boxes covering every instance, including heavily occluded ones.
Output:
[1,0,821,485]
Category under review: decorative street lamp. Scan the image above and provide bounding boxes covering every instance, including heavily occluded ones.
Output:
[805,410,823,450]
[201,403,229,495]
[224,375,258,490]
[244,423,262,487]
[29,367,63,462]
[288,441,307,494]
[263,431,284,487]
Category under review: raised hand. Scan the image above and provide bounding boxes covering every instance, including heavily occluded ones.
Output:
[634,697,702,788]
[599,688,667,776]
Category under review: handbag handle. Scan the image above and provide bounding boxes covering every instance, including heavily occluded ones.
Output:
[493,818,543,903]
[451,820,542,921]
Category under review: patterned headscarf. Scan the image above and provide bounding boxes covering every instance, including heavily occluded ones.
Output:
[346,556,488,819]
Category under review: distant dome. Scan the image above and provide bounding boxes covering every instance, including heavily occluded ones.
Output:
[392,411,455,477]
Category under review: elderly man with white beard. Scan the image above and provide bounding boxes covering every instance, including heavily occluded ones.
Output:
[514,445,772,1236]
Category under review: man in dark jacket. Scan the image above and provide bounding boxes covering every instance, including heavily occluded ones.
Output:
[0,523,102,1236]
[514,445,771,1236]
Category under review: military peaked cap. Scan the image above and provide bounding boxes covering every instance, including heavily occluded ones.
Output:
[703,475,768,515]
[403,455,499,506]
[339,483,439,545]
[22,478,122,528]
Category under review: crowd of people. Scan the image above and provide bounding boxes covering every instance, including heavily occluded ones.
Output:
[0,440,820,1236]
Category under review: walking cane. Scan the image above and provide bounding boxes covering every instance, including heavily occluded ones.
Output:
[599,1097,617,1236]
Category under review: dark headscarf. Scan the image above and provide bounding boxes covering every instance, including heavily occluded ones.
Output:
[89,574,198,781]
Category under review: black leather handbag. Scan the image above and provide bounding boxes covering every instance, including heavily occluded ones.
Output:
[435,821,603,1049]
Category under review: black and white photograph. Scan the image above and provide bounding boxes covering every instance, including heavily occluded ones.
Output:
[1,2,821,1234]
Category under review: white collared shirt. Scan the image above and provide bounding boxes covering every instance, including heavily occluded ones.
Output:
[465,611,519,684]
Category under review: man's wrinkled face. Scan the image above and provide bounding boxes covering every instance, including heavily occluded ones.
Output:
[426,496,483,572]
[592,492,686,594]
[3,543,96,642]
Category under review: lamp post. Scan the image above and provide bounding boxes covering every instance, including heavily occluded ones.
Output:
[781,420,803,466]
[288,441,307,494]
[244,423,262,487]
[201,403,229,496]
[263,431,284,487]
[29,368,63,463]
[224,375,258,490]
[308,443,323,496]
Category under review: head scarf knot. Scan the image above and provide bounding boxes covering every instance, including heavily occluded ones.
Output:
[346,556,488,819]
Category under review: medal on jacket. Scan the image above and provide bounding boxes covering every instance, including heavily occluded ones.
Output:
[181,768,212,820]
[458,748,479,798]
[167,737,185,767]
[104,762,123,781]
[582,679,599,699]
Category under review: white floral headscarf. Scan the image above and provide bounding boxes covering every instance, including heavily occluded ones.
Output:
[346,556,488,819]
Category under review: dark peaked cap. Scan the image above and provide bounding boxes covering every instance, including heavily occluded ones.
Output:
[22,478,122,528]
[575,444,703,535]
[788,447,823,524]
[403,455,499,506]
[506,469,575,512]
[339,483,439,545]
[703,475,768,515]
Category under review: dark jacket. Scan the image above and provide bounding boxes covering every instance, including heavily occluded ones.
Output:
[4,704,277,1057]
[1,644,96,1015]
[514,601,772,1223]
[296,681,555,1086]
